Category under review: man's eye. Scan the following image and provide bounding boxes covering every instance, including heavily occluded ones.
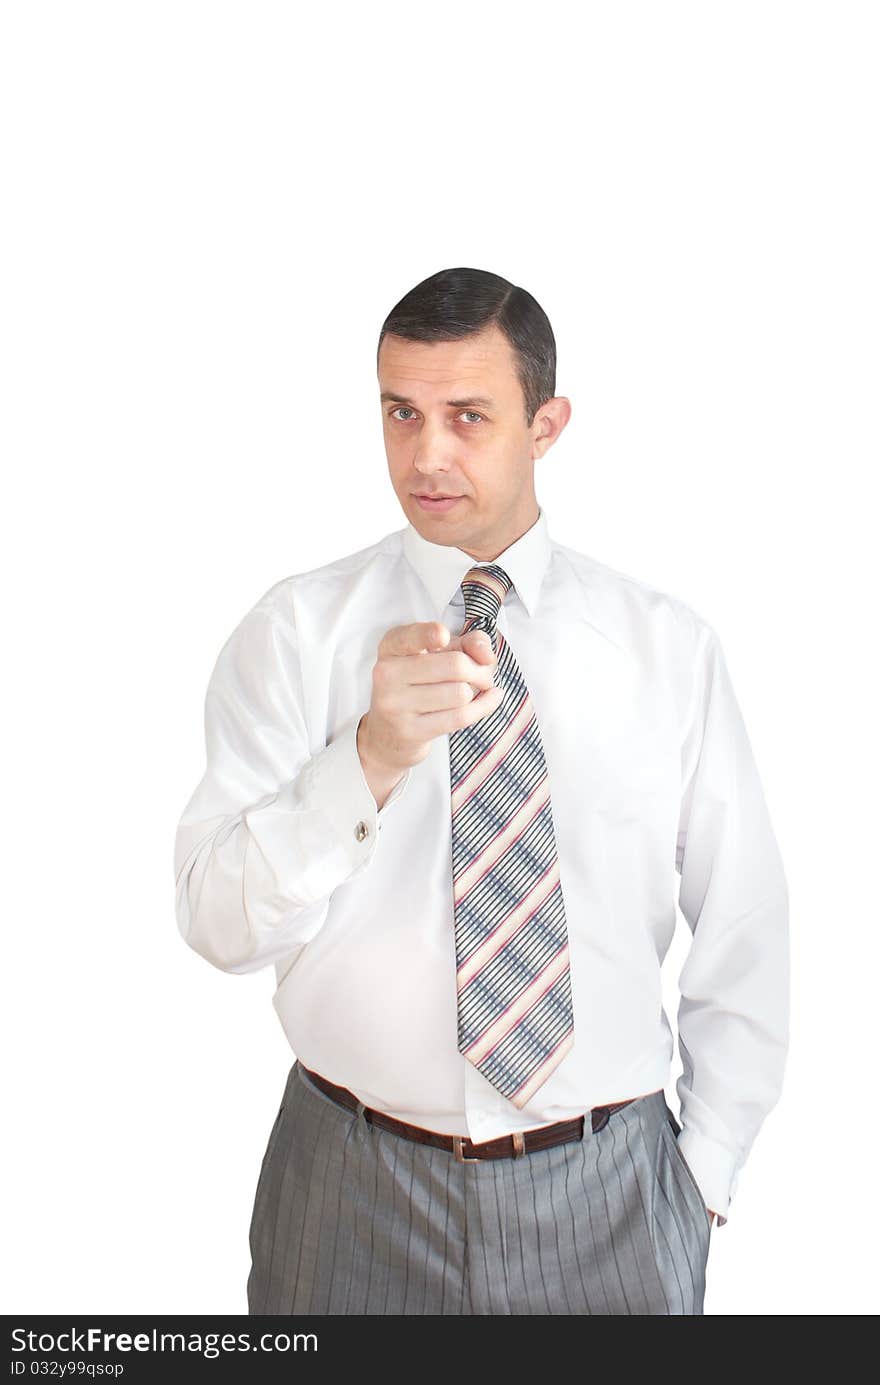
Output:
[460,412,483,424]
[390,407,415,421]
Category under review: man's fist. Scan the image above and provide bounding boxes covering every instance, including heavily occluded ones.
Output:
[357,620,503,808]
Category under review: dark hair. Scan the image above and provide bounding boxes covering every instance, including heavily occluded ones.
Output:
[377,267,556,427]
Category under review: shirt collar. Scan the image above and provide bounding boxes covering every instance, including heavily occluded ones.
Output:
[401,504,552,618]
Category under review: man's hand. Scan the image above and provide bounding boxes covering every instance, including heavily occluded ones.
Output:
[357,620,503,807]
[708,1209,717,1225]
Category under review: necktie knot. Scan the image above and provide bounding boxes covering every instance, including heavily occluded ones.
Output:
[460,564,513,634]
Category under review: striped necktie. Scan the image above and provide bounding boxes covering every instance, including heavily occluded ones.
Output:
[449,563,575,1109]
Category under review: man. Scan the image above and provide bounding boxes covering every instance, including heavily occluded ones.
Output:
[173,266,789,1316]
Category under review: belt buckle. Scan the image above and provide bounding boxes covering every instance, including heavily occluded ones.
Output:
[452,1135,481,1163]
[453,1131,526,1162]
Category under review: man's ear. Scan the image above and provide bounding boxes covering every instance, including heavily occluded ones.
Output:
[532,396,572,458]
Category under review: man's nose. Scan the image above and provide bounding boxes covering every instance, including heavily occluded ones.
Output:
[410,417,459,473]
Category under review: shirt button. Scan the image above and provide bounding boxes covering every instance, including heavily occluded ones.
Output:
[354,820,369,842]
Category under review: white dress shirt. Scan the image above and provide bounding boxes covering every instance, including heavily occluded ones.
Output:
[174,505,789,1226]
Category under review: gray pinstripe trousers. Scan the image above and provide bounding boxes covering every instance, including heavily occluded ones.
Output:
[247,1059,712,1315]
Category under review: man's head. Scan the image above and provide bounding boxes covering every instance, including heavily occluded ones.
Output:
[377,267,571,561]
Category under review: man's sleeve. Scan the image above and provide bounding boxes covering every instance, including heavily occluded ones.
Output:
[673,621,790,1226]
[173,593,410,975]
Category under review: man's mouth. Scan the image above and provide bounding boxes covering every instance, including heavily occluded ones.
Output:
[414,493,464,511]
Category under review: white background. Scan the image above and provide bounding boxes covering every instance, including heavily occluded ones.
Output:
[2,1,877,1316]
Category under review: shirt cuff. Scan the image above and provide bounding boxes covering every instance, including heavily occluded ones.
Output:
[305,712,411,860]
[676,1125,741,1228]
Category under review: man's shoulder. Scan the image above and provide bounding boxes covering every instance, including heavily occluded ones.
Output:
[550,538,717,649]
[250,527,405,623]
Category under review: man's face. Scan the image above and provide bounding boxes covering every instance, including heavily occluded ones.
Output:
[378,324,568,560]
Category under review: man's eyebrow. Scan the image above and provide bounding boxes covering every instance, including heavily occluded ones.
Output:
[380,391,497,409]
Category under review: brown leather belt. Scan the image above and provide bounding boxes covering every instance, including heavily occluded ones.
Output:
[298,1062,638,1162]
